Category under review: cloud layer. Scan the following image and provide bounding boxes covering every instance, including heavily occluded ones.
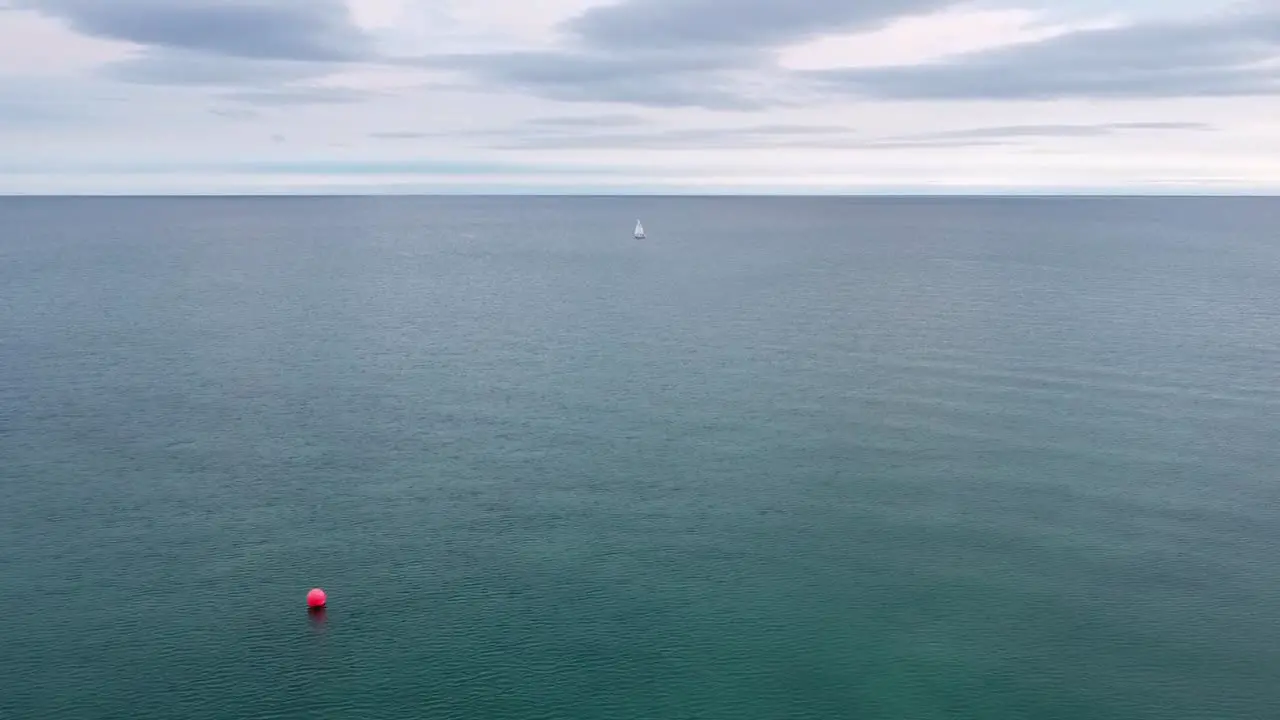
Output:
[426,2,1280,107]
[2,0,1278,192]
[20,0,372,60]
[565,0,954,50]
[810,8,1280,100]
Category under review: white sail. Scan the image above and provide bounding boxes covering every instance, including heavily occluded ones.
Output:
[634,219,645,238]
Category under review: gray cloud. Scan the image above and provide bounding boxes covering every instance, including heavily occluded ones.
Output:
[421,48,775,110]
[899,121,1214,141]
[490,133,992,152]
[746,123,855,135]
[103,49,333,86]
[417,1,948,109]
[836,121,1215,150]
[417,3,1280,109]
[844,138,1013,151]
[19,0,377,110]
[362,122,852,149]
[807,9,1280,100]
[369,115,652,141]
[18,0,372,61]
[218,87,378,106]
[527,114,648,128]
[370,131,430,140]
[20,0,1278,115]
[100,49,372,107]
[209,107,260,121]
[564,0,952,50]
[494,125,841,149]
[481,120,1210,151]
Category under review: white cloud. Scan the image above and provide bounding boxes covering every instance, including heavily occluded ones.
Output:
[776,7,1121,71]
[0,8,135,75]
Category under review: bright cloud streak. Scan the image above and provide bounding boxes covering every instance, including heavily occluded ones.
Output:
[776,7,1122,71]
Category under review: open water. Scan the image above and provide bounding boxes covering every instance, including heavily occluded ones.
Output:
[1,196,1278,719]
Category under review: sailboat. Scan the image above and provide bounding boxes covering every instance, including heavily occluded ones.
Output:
[634,219,645,239]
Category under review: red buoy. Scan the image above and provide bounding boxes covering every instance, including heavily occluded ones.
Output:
[307,588,327,609]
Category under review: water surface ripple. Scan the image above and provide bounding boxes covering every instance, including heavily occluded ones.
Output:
[1,196,1278,719]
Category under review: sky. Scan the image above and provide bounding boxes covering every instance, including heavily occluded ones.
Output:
[1,0,1278,194]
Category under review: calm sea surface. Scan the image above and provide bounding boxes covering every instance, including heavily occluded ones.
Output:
[2,196,1279,719]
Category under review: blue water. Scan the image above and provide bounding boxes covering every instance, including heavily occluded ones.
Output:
[1,196,1279,719]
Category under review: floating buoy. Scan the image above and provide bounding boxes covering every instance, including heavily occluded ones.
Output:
[307,588,327,609]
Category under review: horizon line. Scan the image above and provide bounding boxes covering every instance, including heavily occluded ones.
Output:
[3,191,1279,199]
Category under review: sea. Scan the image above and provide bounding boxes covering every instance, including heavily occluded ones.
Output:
[1,196,1278,719]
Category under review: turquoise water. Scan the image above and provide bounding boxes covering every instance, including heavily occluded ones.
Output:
[1,196,1278,718]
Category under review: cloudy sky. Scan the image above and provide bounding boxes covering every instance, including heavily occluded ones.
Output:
[1,0,1278,193]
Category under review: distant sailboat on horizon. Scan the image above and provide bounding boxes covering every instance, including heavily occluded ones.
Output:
[634,219,645,239]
